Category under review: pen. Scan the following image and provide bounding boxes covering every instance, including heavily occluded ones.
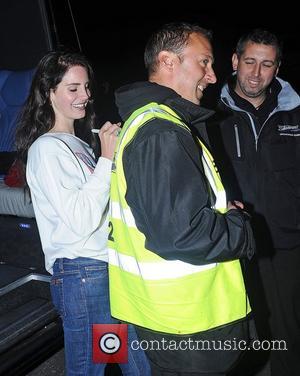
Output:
[91,128,121,136]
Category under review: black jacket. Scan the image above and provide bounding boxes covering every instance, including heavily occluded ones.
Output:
[115,81,255,265]
[208,77,300,250]
[114,81,256,372]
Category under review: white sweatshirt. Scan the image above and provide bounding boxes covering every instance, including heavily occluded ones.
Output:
[27,133,112,273]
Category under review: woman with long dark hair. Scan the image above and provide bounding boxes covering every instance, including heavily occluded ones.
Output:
[16,50,149,376]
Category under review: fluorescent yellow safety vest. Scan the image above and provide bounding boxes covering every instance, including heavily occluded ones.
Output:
[109,102,250,334]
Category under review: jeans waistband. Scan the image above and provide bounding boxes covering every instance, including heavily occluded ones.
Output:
[53,257,107,273]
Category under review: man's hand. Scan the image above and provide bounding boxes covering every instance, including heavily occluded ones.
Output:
[227,200,244,210]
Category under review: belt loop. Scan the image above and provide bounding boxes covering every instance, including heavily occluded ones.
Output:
[58,258,64,272]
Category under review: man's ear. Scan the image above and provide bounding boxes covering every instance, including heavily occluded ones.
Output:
[158,51,176,71]
[232,53,239,71]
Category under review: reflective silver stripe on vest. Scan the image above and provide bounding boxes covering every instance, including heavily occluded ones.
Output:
[111,202,137,227]
[115,110,159,160]
[109,248,217,280]
[201,152,227,211]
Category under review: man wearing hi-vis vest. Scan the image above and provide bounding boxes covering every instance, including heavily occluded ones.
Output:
[109,22,256,376]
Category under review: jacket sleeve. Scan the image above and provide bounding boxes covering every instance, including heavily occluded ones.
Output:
[124,122,255,265]
[27,137,112,237]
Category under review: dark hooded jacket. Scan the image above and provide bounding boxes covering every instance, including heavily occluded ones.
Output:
[208,77,300,251]
[115,81,255,265]
[114,81,256,372]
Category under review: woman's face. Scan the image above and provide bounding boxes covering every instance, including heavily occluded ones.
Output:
[50,65,90,124]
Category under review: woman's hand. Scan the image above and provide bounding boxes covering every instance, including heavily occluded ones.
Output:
[98,121,121,160]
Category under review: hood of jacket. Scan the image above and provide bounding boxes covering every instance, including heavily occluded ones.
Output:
[220,75,300,114]
[115,81,214,127]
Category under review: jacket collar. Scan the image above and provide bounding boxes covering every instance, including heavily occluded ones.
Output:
[221,74,300,113]
[115,81,214,125]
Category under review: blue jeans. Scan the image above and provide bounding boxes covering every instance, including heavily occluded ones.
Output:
[50,257,150,376]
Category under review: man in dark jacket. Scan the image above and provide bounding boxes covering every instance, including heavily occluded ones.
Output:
[109,22,256,376]
[208,29,300,376]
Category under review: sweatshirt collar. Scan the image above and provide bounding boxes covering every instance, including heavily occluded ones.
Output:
[221,75,300,112]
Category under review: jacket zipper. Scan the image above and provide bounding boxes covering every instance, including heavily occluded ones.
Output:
[234,124,241,157]
[246,113,259,150]
[246,110,276,151]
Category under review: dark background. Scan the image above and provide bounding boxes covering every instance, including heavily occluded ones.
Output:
[0,1,298,122]
[69,7,299,122]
